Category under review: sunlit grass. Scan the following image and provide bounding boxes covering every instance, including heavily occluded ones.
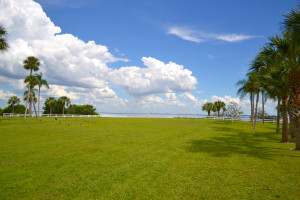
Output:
[0,117,299,199]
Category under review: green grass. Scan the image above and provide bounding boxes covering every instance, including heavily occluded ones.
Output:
[0,117,300,199]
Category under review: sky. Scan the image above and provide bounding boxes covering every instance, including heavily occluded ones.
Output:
[0,0,297,115]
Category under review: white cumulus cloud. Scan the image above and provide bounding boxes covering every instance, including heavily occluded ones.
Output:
[0,0,125,89]
[109,57,197,97]
[0,89,17,101]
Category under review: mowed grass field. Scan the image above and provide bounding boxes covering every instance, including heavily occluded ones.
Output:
[0,117,300,200]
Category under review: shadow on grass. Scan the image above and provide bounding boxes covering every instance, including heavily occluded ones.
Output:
[185,121,299,159]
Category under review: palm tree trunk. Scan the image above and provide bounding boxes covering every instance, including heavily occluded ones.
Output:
[289,118,296,139]
[12,105,14,114]
[276,97,281,134]
[23,93,29,122]
[208,110,210,116]
[218,110,220,119]
[31,91,38,120]
[262,91,265,125]
[29,69,32,118]
[282,96,289,143]
[250,92,254,125]
[253,92,259,130]
[29,97,32,117]
[50,106,52,115]
[32,100,38,120]
[23,100,29,121]
[289,67,300,150]
[38,87,40,120]
[62,104,65,115]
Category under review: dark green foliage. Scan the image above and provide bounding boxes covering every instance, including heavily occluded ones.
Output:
[0,24,8,52]
[43,97,97,115]
[2,104,26,114]
[67,104,98,115]
[43,97,61,114]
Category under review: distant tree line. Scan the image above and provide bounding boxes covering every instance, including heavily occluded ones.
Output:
[43,96,98,115]
[0,96,98,116]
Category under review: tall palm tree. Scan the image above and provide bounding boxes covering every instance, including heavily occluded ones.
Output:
[7,96,20,114]
[0,24,8,52]
[282,7,300,150]
[58,96,70,115]
[246,71,261,130]
[24,75,38,120]
[23,56,40,121]
[34,73,49,120]
[213,101,226,118]
[266,38,290,142]
[44,97,56,115]
[236,78,255,125]
[251,43,290,138]
[251,54,271,125]
[202,102,215,116]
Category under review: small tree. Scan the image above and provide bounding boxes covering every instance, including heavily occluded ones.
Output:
[7,96,20,114]
[202,102,215,116]
[224,102,243,123]
[44,97,57,115]
[214,101,226,118]
[58,96,70,115]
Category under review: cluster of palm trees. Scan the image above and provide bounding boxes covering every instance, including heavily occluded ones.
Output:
[236,7,300,150]
[22,56,49,121]
[202,101,226,118]
[43,96,97,115]
[44,96,70,115]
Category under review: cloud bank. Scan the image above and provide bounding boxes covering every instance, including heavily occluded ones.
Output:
[0,0,200,113]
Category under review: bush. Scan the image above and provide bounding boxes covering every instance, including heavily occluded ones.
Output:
[2,104,26,114]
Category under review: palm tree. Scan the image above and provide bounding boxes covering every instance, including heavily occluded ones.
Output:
[246,71,261,130]
[85,105,96,115]
[7,96,20,114]
[0,24,8,52]
[24,75,38,119]
[264,38,290,142]
[251,54,271,125]
[236,78,253,125]
[58,96,70,115]
[44,97,57,115]
[23,56,40,121]
[34,73,49,120]
[24,89,37,104]
[202,102,215,116]
[213,101,226,118]
[282,7,300,150]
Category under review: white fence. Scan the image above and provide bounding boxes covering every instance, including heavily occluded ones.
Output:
[202,116,281,123]
[2,113,101,118]
[2,112,281,122]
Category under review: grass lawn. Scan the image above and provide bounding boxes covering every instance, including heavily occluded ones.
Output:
[0,117,300,199]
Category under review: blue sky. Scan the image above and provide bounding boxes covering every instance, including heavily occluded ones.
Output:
[0,0,298,114]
